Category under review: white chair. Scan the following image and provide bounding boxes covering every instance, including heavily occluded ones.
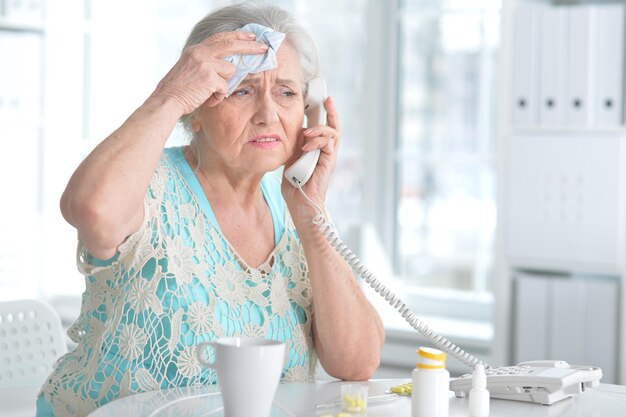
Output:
[0,299,67,389]
[0,299,67,417]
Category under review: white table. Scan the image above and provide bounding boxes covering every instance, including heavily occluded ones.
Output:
[84,379,626,417]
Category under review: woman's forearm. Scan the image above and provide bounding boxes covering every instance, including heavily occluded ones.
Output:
[61,95,183,258]
[295,216,385,380]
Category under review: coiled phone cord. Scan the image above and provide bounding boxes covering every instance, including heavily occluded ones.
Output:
[295,182,489,370]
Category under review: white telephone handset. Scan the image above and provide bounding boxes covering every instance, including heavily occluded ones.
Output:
[284,77,327,187]
[284,78,602,406]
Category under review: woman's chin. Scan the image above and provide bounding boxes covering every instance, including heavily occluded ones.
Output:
[246,152,289,172]
[248,159,285,175]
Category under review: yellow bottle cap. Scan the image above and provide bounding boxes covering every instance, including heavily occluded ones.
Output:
[416,347,446,369]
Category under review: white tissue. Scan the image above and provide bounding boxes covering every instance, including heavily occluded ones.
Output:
[224,23,286,96]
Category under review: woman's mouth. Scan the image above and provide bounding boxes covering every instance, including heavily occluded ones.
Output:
[248,135,282,149]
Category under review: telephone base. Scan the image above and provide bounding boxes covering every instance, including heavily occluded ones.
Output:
[450,361,603,405]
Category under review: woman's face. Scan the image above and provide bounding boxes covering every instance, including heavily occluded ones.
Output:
[192,42,305,175]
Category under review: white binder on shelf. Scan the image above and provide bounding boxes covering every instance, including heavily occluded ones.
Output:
[538,5,568,126]
[566,5,595,126]
[512,2,540,126]
[593,3,625,127]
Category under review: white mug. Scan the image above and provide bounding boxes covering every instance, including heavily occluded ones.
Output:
[196,337,286,417]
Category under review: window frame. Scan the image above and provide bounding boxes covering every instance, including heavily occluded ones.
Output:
[362,0,498,325]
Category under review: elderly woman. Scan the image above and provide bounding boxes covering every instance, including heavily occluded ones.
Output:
[37,3,384,417]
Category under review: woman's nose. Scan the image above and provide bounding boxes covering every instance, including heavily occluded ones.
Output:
[252,93,279,125]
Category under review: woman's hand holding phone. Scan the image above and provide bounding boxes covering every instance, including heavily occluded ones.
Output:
[282,81,342,222]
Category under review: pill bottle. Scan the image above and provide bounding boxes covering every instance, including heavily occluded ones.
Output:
[411,347,450,417]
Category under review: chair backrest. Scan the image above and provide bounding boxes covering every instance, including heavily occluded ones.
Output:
[0,299,67,388]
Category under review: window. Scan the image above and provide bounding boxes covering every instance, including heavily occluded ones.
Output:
[0,2,44,301]
[393,0,500,295]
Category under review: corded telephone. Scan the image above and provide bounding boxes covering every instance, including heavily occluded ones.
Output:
[450,360,602,405]
[284,77,603,405]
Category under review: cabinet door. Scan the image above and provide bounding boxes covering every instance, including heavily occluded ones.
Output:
[507,134,624,269]
[514,273,619,383]
[514,273,550,362]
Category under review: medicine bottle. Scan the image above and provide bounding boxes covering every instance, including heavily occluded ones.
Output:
[469,363,490,417]
[411,347,450,417]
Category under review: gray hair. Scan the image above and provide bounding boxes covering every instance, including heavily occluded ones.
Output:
[180,2,321,141]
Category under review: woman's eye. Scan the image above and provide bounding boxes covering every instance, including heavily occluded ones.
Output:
[234,87,253,96]
[277,88,296,98]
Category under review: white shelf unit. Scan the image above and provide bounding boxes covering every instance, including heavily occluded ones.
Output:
[495,0,626,384]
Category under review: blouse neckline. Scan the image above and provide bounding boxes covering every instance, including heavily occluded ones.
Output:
[167,146,287,271]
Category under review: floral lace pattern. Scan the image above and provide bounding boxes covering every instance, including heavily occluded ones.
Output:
[39,150,316,417]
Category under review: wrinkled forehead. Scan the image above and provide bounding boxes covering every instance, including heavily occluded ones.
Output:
[245,42,305,91]
[276,43,304,84]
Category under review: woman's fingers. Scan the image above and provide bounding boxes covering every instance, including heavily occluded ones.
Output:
[211,59,237,81]
[303,125,339,139]
[203,30,258,43]
[302,125,339,146]
[324,97,342,136]
[301,96,341,154]
[205,39,269,59]
[204,77,230,107]
[301,134,337,154]
[199,31,269,58]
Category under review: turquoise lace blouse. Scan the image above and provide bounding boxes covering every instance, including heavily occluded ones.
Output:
[38,147,317,417]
